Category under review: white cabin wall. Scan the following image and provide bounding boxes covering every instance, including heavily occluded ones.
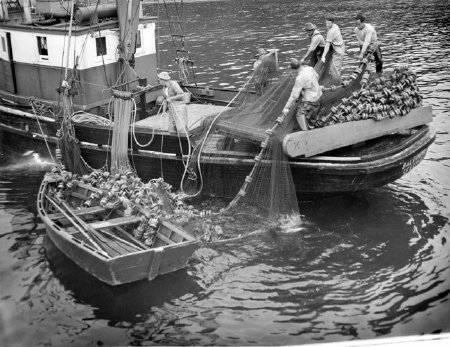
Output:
[0,20,157,105]
[6,23,155,70]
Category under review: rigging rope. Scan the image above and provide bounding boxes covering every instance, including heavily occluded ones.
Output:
[29,98,56,163]
[180,74,254,197]
[163,0,197,85]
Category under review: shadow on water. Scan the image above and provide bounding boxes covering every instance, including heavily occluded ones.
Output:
[43,235,203,323]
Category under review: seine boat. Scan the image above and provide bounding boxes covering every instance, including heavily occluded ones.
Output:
[37,171,200,285]
[0,0,435,199]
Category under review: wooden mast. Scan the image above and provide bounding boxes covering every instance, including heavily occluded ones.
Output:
[115,0,141,90]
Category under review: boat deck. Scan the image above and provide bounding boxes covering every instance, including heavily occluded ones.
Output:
[134,103,229,134]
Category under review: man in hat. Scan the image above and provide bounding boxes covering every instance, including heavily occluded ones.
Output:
[354,13,383,73]
[282,60,323,130]
[158,71,186,132]
[158,71,184,104]
[321,15,345,84]
[300,22,325,68]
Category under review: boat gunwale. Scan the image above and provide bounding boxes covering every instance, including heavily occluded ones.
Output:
[37,177,200,264]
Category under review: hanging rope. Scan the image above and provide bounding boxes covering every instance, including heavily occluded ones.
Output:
[180,74,254,197]
[29,97,56,163]
[110,90,134,174]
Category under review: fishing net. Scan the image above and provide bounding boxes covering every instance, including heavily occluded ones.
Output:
[57,88,92,176]
[182,53,301,219]
[109,90,134,175]
[182,50,373,219]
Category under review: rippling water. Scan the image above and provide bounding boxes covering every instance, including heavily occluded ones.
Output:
[1,0,450,345]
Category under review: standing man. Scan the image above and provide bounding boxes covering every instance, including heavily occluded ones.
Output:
[282,61,323,130]
[300,22,325,68]
[321,15,345,84]
[354,13,383,73]
[253,48,278,95]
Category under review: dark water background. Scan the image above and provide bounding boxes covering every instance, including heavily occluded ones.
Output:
[1,0,450,345]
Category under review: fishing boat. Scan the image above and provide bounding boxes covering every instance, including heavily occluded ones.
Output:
[0,0,435,199]
[37,170,200,285]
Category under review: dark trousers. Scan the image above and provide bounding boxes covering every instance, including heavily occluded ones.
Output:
[361,45,383,73]
[308,46,324,68]
[296,100,321,130]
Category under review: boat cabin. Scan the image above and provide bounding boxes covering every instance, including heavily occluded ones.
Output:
[0,0,158,112]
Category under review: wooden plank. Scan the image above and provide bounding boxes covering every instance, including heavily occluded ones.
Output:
[90,216,141,230]
[160,220,196,241]
[114,226,150,250]
[156,231,176,245]
[95,228,144,252]
[48,205,106,220]
[44,194,110,258]
[282,106,433,158]
[148,247,163,281]
[71,192,90,201]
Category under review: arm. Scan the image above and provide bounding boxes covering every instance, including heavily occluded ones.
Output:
[321,41,331,63]
[354,27,364,46]
[359,29,373,58]
[301,36,319,62]
[282,75,304,114]
[166,82,185,102]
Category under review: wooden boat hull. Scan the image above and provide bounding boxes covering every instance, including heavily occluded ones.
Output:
[37,178,200,286]
[2,103,435,198]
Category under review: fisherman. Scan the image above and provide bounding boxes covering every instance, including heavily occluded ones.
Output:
[158,71,186,132]
[321,15,345,84]
[289,58,300,71]
[253,48,269,70]
[253,48,278,95]
[282,60,322,130]
[300,22,325,67]
[354,13,383,73]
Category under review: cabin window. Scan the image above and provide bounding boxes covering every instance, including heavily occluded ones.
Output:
[37,36,48,56]
[1,37,6,52]
[136,30,141,49]
[96,37,107,56]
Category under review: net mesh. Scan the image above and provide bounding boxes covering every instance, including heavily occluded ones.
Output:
[109,90,134,175]
[182,50,372,219]
[58,93,92,176]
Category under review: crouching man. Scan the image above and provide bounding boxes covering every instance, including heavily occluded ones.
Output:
[282,60,322,130]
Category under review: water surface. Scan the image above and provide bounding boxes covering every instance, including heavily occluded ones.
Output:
[1,0,450,345]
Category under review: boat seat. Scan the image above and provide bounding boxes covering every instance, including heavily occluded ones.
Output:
[89,216,141,229]
[156,231,176,245]
[48,206,106,220]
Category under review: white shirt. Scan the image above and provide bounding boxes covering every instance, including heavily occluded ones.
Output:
[355,23,379,51]
[284,66,322,111]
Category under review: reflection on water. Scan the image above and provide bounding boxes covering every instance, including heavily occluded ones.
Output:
[1,0,450,345]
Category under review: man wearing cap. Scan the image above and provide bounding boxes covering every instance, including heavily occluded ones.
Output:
[354,13,383,73]
[158,71,184,104]
[158,71,186,132]
[321,15,345,84]
[282,60,322,130]
[300,22,325,68]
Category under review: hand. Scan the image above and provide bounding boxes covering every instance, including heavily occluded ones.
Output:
[358,53,364,60]
[300,58,305,64]
[321,57,326,63]
[282,108,289,115]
